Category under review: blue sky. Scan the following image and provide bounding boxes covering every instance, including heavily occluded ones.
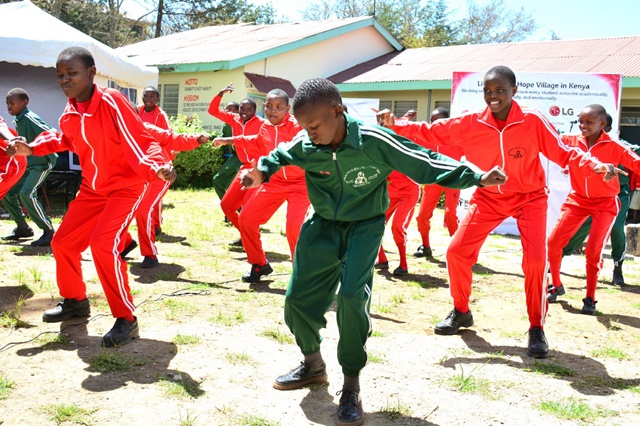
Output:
[124,0,640,42]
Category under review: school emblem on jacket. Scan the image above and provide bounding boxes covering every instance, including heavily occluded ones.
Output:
[344,166,381,188]
[508,147,527,159]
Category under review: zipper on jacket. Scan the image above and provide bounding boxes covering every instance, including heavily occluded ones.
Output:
[332,151,344,220]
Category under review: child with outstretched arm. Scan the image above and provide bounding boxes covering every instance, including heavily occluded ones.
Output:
[547,104,639,314]
[240,78,506,426]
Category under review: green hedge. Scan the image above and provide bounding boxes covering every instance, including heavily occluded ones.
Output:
[169,114,225,189]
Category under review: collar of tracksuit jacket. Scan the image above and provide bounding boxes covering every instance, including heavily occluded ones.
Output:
[300,113,362,155]
[12,106,29,124]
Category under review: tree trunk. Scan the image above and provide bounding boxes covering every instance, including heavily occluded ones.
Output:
[155,0,164,38]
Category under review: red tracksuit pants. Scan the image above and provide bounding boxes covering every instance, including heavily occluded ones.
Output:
[51,184,147,319]
[416,184,460,247]
[548,193,618,300]
[152,196,162,231]
[220,169,257,230]
[446,188,549,329]
[134,179,171,257]
[378,182,420,270]
[238,178,310,266]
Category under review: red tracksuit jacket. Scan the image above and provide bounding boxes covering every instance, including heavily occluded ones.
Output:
[562,131,640,198]
[233,113,305,182]
[0,122,26,182]
[208,95,265,165]
[31,86,170,190]
[391,100,598,194]
[138,105,171,131]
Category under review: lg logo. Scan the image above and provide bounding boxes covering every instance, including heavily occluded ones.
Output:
[549,106,574,117]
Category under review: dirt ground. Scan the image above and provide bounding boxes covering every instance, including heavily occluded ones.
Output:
[1,189,640,426]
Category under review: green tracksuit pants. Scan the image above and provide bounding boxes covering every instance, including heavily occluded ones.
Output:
[3,163,54,231]
[212,154,243,200]
[284,212,385,377]
[563,185,630,264]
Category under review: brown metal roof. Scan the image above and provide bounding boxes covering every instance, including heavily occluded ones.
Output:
[330,36,640,84]
[244,72,296,97]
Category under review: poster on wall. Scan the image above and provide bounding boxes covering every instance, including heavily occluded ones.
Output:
[451,71,622,235]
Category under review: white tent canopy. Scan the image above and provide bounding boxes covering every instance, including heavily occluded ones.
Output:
[0,0,158,89]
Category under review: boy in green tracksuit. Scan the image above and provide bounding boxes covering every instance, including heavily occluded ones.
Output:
[4,88,58,246]
[241,78,507,426]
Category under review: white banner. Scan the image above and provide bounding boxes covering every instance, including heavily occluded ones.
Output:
[451,71,622,235]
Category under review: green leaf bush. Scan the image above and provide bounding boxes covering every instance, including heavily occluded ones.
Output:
[169,114,224,188]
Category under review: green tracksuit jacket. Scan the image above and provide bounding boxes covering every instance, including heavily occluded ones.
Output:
[257,114,486,377]
[4,108,57,230]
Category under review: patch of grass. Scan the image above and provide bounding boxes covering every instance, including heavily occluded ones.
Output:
[370,330,386,337]
[10,270,27,285]
[368,353,384,363]
[27,266,42,283]
[529,361,577,377]
[374,304,395,314]
[234,414,280,426]
[0,376,15,400]
[378,398,413,421]
[234,290,258,302]
[173,334,202,346]
[41,403,98,425]
[0,295,31,329]
[162,298,198,320]
[448,356,493,396]
[209,309,246,326]
[591,347,628,360]
[260,327,294,344]
[89,351,132,372]
[35,333,71,349]
[225,351,255,366]
[178,410,200,426]
[390,294,405,304]
[536,398,616,422]
[157,373,204,399]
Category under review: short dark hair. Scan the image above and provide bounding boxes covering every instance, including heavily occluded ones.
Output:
[143,86,160,97]
[585,104,607,121]
[267,88,289,105]
[7,88,29,102]
[605,113,613,128]
[241,98,257,109]
[226,101,240,109]
[485,65,517,87]
[432,107,449,118]
[57,46,95,68]
[292,78,342,112]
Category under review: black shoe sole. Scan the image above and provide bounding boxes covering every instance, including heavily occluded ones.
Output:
[527,349,549,358]
[102,333,139,348]
[273,373,328,390]
[42,311,90,323]
[434,319,474,335]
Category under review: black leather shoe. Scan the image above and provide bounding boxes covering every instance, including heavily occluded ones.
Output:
[155,227,162,237]
[42,298,90,323]
[414,245,432,258]
[2,227,34,241]
[102,317,139,347]
[242,262,273,283]
[393,266,408,276]
[337,389,364,426]
[582,297,597,315]
[273,362,328,390]
[374,261,388,270]
[434,309,474,335]
[31,230,55,247]
[527,326,549,358]
[140,256,159,268]
[547,284,565,303]
[612,263,625,286]
[120,240,138,259]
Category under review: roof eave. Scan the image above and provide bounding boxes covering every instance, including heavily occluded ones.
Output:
[336,80,453,92]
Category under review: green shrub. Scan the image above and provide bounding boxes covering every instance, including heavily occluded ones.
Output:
[169,114,224,188]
